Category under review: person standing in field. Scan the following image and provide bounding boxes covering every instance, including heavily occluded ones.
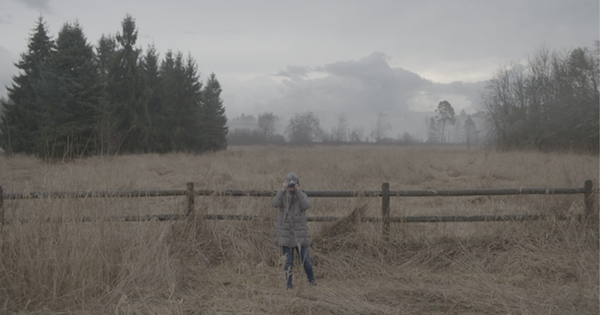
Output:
[272,172,316,289]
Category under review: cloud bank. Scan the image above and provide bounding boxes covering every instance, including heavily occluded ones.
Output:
[225,52,486,138]
[16,0,53,14]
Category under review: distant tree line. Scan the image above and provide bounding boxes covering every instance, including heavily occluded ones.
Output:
[481,44,599,152]
[227,113,286,145]
[0,15,228,159]
[228,110,424,145]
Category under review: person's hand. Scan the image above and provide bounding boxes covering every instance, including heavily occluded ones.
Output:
[282,180,289,191]
[287,183,300,192]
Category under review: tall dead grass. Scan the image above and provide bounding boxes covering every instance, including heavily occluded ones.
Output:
[0,146,598,314]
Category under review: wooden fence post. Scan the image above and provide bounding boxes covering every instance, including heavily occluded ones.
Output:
[584,180,594,217]
[186,182,195,216]
[1,186,4,226]
[382,182,390,239]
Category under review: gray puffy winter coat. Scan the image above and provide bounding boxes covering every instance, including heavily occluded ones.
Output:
[272,189,311,247]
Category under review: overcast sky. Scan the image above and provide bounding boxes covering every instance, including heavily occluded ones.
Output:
[0,0,598,137]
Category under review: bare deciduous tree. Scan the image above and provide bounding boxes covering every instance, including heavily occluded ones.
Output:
[256,112,277,139]
[426,116,440,143]
[285,111,323,143]
[481,44,599,151]
[331,113,349,143]
[370,111,391,142]
[350,126,364,143]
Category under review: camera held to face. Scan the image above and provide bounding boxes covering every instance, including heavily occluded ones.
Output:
[288,180,297,188]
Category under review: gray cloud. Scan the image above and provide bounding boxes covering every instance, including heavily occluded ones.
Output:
[428,81,486,106]
[273,65,312,78]
[228,52,484,137]
[0,14,14,24]
[16,0,53,14]
[274,52,432,114]
[0,46,16,98]
[184,29,243,35]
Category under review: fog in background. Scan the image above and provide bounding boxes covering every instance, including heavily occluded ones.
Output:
[1,0,598,140]
[225,52,485,139]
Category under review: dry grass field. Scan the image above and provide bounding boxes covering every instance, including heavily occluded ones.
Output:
[0,145,598,314]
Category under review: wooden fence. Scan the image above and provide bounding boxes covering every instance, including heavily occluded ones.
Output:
[0,180,595,236]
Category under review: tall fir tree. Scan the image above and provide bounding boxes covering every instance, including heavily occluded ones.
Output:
[140,45,163,151]
[157,51,185,152]
[157,52,204,152]
[0,17,55,156]
[42,21,102,159]
[95,34,117,155]
[105,15,150,153]
[201,73,228,151]
[179,55,204,152]
[1,14,230,157]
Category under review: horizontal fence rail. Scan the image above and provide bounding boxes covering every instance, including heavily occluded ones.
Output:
[0,180,596,234]
[1,187,588,200]
[4,213,574,224]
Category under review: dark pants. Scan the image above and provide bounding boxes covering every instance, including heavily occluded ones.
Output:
[282,246,315,288]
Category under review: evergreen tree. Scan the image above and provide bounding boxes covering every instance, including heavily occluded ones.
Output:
[434,100,456,143]
[0,17,55,156]
[156,51,205,152]
[179,55,204,151]
[1,14,230,157]
[140,45,163,151]
[42,21,101,159]
[106,15,150,153]
[157,51,186,152]
[552,47,599,150]
[201,73,228,151]
[463,115,476,149]
[95,34,117,155]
